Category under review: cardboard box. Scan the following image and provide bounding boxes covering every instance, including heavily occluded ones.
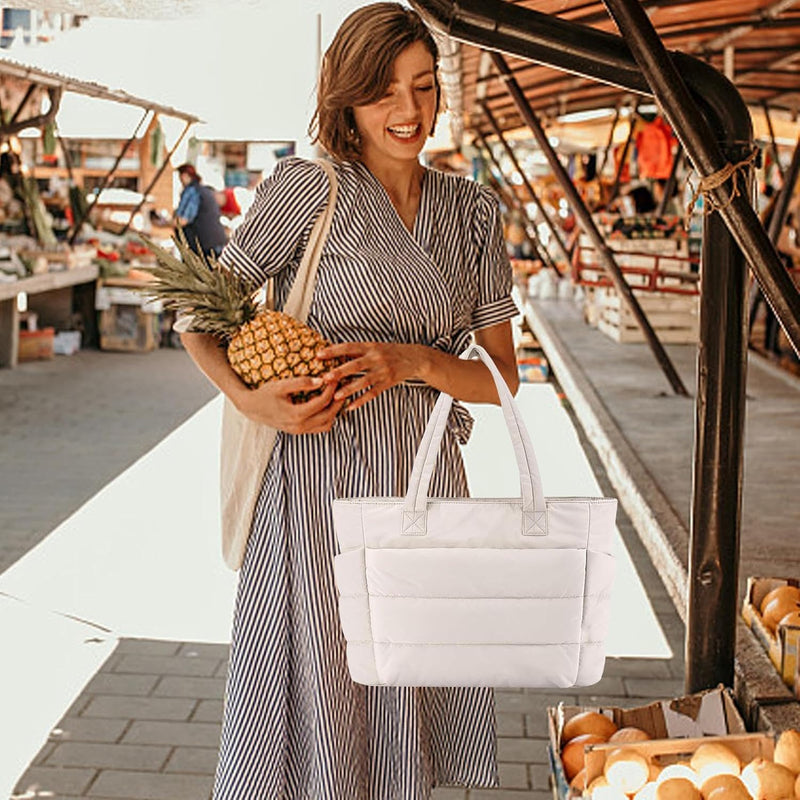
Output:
[547,686,747,800]
[741,576,800,691]
[18,327,54,361]
[53,330,81,356]
[582,733,773,788]
[98,305,159,352]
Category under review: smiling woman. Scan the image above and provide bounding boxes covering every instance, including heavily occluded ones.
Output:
[177,3,521,799]
[310,3,441,164]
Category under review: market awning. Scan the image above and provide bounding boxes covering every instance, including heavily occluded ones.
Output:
[0,54,199,123]
[455,0,800,141]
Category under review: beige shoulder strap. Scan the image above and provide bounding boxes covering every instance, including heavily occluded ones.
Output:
[220,157,338,571]
[283,158,338,322]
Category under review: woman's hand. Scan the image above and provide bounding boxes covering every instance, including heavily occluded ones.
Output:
[316,322,518,409]
[234,376,346,434]
[316,341,423,412]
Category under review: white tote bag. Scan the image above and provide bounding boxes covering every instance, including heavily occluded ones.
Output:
[219,159,338,571]
[332,344,617,688]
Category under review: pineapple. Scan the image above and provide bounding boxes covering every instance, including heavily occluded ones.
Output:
[139,231,342,399]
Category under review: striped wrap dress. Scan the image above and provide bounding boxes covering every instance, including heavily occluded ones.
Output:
[214,157,519,800]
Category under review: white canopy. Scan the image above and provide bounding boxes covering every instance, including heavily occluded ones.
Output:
[6,0,370,145]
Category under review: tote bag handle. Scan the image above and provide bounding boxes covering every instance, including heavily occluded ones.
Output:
[402,343,547,537]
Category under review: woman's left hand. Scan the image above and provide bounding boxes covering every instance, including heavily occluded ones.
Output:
[316,341,423,411]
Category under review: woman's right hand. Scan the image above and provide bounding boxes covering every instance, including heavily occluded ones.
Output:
[233,376,345,435]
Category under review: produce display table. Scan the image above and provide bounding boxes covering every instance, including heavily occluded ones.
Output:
[0,264,99,368]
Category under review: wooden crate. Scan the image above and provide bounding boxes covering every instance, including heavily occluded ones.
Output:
[597,289,699,344]
[741,576,800,694]
[98,305,159,352]
[548,687,747,800]
[18,327,54,361]
[583,732,774,786]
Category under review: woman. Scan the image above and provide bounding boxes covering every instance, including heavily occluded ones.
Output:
[181,5,519,797]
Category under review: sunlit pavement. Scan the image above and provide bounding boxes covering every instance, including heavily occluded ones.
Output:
[2,361,681,799]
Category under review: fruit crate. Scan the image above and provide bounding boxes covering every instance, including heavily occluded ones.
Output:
[17,327,54,361]
[582,732,774,793]
[547,686,746,800]
[595,288,699,345]
[741,576,800,693]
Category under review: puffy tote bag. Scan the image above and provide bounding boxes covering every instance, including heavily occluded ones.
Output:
[332,344,617,688]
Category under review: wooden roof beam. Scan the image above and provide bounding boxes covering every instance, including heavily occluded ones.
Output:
[692,0,800,54]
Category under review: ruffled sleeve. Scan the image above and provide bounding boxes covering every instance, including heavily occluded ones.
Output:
[219,157,330,286]
[470,185,519,330]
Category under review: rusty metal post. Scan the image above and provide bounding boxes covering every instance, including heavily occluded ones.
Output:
[412,0,800,696]
[56,132,75,183]
[70,107,150,244]
[491,51,689,396]
[598,103,622,176]
[656,145,683,217]
[762,101,785,182]
[597,0,800,358]
[121,118,193,235]
[609,101,640,203]
[601,0,752,692]
[482,104,572,266]
[767,134,800,243]
[475,130,561,275]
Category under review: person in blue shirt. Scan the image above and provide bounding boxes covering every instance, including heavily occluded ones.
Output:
[174,163,228,258]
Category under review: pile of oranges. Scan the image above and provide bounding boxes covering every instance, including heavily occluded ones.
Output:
[559,711,800,800]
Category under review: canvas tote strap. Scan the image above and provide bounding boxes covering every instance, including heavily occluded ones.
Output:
[283,159,338,322]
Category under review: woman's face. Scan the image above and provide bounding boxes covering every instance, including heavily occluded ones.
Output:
[352,40,437,169]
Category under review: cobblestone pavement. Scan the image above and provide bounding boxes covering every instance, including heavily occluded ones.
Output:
[4,347,686,800]
[526,298,800,589]
[0,349,217,575]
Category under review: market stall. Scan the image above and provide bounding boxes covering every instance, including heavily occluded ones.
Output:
[0,55,198,368]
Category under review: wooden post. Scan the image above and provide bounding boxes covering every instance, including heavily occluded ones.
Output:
[0,296,20,368]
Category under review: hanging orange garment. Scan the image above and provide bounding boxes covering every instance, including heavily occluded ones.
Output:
[636,116,677,179]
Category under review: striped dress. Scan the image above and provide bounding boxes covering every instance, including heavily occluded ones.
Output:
[215,157,519,800]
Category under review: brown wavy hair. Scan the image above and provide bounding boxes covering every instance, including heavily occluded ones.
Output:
[309,3,440,162]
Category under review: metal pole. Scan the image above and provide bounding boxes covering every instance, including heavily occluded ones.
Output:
[600,0,750,693]
[598,103,622,176]
[491,51,690,396]
[475,130,562,275]
[9,83,36,125]
[487,168,560,274]
[609,101,640,203]
[56,132,75,183]
[409,0,800,356]
[750,135,800,342]
[476,130,561,275]
[70,107,150,244]
[599,0,800,359]
[762,102,785,182]
[767,134,800,243]
[656,145,683,217]
[121,118,193,236]
[482,104,572,266]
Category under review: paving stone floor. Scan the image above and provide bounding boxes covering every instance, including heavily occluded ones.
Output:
[3,347,686,800]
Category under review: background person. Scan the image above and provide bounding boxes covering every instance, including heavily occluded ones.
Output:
[174,163,228,258]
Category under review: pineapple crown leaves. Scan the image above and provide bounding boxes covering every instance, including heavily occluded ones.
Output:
[136,229,261,338]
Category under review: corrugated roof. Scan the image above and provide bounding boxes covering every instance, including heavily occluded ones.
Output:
[459,0,800,137]
[0,54,199,121]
